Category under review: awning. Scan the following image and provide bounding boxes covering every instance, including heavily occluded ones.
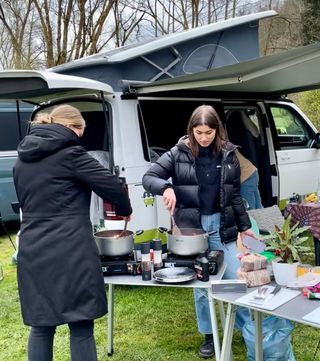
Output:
[135,42,320,96]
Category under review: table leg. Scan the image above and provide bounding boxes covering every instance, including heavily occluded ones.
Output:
[216,300,234,361]
[253,309,263,361]
[314,237,320,266]
[208,297,221,361]
[220,303,237,361]
[107,284,114,356]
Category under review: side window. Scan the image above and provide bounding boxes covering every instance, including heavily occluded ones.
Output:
[0,107,32,151]
[270,106,312,149]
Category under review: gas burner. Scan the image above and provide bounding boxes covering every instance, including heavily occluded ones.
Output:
[163,250,224,276]
[100,253,134,262]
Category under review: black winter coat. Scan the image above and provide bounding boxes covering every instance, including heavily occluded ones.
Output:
[142,138,250,243]
[13,124,132,326]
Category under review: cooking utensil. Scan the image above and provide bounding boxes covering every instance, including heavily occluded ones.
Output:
[254,286,268,300]
[153,267,196,283]
[94,229,143,257]
[170,214,181,235]
[270,284,282,296]
[118,218,128,238]
[159,227,215,256]
[252,284,282,303]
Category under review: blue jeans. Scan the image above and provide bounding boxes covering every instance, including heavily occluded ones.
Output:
[240,170,262,209]
[194,213,251,334]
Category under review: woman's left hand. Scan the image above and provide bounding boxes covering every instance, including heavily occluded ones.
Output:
[239,229,258,242]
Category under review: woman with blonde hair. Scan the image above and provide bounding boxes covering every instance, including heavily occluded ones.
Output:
[14,104,132,361]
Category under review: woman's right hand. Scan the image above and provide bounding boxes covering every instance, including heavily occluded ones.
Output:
[163,187,176,215]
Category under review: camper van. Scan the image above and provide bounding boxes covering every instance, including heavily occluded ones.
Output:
[1,10,320,239]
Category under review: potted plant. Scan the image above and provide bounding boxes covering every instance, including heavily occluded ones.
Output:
[261,214,312,285]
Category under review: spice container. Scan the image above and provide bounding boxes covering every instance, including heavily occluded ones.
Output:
[194,252,209,282]
[141,242,152,281]
[153,239,163,272]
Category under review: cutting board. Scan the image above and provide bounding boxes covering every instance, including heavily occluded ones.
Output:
[235,286,300,310]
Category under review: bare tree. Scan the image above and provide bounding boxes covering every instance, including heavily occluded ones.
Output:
[260,0,303,55]
[0,1,37,69]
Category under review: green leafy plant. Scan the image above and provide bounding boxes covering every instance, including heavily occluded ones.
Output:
[261,214,312,264]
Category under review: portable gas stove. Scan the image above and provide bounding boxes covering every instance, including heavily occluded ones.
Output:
[100,254,142,276]
[163,250,224,275]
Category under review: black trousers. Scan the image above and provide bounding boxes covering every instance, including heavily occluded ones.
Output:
[28,320,97,361]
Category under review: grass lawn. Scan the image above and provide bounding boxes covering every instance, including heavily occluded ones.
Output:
[1,226,320,361]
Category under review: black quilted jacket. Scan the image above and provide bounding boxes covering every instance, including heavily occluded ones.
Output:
[142,138,251,244]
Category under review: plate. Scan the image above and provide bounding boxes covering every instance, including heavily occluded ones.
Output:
[153,267,196,283]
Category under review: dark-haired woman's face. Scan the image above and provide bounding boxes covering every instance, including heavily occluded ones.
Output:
[193,125,216,147]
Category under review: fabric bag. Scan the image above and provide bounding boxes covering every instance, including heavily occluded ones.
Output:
[242,315,295,361]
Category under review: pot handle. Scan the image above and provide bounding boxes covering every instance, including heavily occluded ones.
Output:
[134,229,144,236]
[206,230,217,237]
[158,227,168,234]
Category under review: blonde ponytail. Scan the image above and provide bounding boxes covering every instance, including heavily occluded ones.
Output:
[32,104,85,129]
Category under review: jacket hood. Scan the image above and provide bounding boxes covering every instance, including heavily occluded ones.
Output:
[17,124,80,162]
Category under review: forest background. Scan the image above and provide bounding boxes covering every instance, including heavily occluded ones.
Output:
[0,0,319,128]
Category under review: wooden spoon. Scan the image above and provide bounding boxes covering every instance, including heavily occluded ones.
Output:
[118,218,128,238]
[171,214,181,236]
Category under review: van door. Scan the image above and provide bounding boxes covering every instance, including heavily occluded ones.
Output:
[0,70,114,223]
[266,101,320,207]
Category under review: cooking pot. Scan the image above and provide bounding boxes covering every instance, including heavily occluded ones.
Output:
[94,230,143,257]
[159,227,216,256]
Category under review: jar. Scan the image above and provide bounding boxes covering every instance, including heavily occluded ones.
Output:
[296,264,313,277]
[312,266,320,274]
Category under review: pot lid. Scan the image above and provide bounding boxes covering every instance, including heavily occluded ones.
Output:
[153,267,196,283]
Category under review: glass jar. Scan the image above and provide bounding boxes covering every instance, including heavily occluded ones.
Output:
[296,264,313,277]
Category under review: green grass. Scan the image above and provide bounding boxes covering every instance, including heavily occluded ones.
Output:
[1,228,320,360]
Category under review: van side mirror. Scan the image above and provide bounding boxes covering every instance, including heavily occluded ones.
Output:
[315,133,320,149]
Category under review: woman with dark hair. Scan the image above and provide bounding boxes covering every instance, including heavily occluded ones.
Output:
[143,104,256,358]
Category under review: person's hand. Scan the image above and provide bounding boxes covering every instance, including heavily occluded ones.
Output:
[239,228,257,242]
[122,214,132,222]
[163,187,176,215]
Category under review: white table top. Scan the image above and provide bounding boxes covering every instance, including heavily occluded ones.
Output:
[104,262,226,288]
[210,285,320,329]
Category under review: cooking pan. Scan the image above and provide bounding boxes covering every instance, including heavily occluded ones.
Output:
[94,229,143,257]
[159,227,216,256]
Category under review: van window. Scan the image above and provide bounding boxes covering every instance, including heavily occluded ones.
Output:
[0,103,32,151]
[138,99,224,162]
[35,100,110,152]
[270,105,312,149]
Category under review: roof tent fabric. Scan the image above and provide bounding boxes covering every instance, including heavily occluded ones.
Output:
[135,42,320,97]
[51,11,277,91]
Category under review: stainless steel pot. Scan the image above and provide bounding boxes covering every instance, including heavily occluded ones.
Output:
[94,230,134,256]
[159,227,215,256]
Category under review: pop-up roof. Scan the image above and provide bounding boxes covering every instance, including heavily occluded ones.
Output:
[52,10,277,91]
[134,42,320,97]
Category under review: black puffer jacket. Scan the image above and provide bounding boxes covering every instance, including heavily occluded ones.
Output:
[142,138,251,244]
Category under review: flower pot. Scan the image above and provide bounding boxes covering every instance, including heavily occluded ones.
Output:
[272,261,299,286]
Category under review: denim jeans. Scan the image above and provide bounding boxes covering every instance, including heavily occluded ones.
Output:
[193,213,251,334]
[240,170,262,209]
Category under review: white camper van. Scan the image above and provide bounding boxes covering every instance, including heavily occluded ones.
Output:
[1,10,320,240]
